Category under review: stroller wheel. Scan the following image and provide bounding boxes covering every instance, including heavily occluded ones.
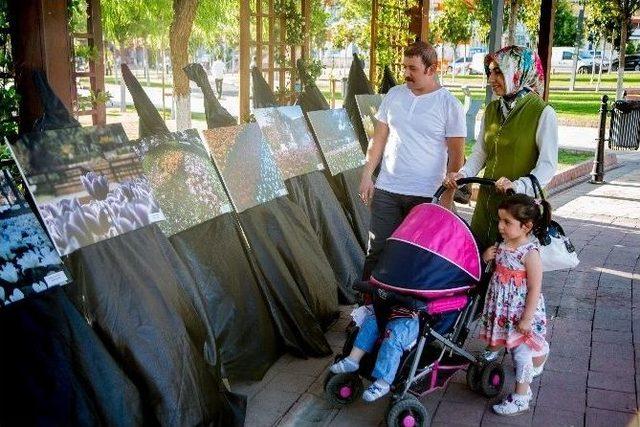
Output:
[479,361,505,398]
[387,396,429,427]
[466,364,481,392]
[324,372,363,406]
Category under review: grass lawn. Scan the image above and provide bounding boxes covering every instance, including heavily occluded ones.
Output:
[464,142,593,172]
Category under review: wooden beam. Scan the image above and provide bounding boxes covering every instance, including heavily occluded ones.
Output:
[256,0,263,71]
[87,0,106,125]
[9,0,74,134]
[268,0,275,87]
[421,0,430,42]
[537,0,556,101]
[485,0,504,105]
[370,0,379,85]
[240,0,251,120]
[302,0,310,59]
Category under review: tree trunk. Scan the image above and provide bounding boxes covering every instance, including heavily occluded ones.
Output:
[590,40,597,84]
[617,16,628,100]
[596,35,605,90]
[120,40,127,113]
[144,46,150,86]
[451,45,457,83]
[507,0,520,45]
[170,0,199,130]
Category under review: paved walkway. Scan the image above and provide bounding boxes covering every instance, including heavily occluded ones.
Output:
[232,159,640,426]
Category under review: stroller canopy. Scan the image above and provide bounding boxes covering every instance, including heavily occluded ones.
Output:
[371,204,481,295]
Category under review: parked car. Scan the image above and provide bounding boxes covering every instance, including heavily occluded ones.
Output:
[551,47,603,73]
[469,52,487,75]
[447,56,473,75]
[611,54,640,71]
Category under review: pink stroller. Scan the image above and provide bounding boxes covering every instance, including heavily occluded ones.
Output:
[324,178,506,426]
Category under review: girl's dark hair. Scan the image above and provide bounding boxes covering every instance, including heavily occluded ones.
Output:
[498,193,551,235]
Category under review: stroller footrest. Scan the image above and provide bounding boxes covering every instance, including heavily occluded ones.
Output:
[426,295,469,315]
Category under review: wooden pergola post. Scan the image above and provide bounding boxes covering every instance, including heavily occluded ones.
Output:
[537,0,556,101]
[420,0,430,42]
[8,0,74,134]
[239,0,311,120]
[239,0,250,120]
[370,0,379,86]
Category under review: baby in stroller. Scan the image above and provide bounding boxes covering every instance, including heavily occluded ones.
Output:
[324,179,508,426]
[330,294,426,401]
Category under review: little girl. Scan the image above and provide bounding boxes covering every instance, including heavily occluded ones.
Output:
[480,194,551,416]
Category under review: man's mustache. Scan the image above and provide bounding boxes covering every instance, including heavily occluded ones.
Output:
[405,77,414,82]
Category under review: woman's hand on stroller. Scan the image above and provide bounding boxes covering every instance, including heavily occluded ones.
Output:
[495,177,514,193]
[482,246,497,263]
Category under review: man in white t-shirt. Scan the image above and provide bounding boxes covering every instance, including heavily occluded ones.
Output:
[360,41,466,279]
[211,57,226,99]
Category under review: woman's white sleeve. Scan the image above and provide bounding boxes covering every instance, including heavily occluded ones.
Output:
[513,106,559,196]
[459,119,487,178]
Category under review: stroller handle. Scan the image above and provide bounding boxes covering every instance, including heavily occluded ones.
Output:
[432,177,497,202]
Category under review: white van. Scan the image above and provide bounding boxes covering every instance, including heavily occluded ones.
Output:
[551,47,601,73]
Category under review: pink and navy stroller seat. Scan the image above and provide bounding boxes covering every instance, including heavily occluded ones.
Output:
[324,177,506,427]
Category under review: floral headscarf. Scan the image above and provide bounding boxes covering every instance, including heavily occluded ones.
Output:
[484,45,545,97]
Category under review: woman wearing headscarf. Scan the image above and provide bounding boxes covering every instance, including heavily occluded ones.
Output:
[444,45,558,250]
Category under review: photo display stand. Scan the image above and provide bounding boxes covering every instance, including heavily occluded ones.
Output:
[251,92,364,302]
[16,70,244,424]
[0,164,142,426]
[203,124,339,334]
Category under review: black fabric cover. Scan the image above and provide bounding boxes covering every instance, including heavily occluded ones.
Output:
[239,198,339,333]
[171,212,328,378]
[32,70,81,132]
[343,53,375,153]
[121,63,170,138]
[296,58,330,112]
[67,225,245,426]
[285,172,363,303]
[251,66,279,108]
[379,66,398,94]
[0,287,142,427]
[184,63,237,128]
[331,166,371,251]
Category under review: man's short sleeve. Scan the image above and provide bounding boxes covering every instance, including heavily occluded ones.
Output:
[374,89,394,124]
[445,95,467,138]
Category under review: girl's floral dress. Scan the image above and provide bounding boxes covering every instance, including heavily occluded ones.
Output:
[480,241,547,351]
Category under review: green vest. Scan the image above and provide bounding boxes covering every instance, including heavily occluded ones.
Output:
[471,93,547,249]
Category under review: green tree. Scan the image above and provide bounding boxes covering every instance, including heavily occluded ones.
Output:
[553,0,578,45]
[610,0,640,98]
[102,0,155,110]
[328,0,370,50]
[432,0,473,69]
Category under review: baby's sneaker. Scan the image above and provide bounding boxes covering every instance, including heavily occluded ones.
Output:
[492,392,531,416]
[362,380,390,402]
[330,357,359,374]
[481,349,500,362]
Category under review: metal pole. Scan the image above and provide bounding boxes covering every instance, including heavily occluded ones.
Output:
[590,94,608,184]
[485,0,504,105]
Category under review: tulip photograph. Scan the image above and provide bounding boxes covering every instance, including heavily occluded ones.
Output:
[0,168,71,308]
[10,124,165,256]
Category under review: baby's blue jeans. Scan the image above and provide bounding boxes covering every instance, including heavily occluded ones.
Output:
[353,314,420,384]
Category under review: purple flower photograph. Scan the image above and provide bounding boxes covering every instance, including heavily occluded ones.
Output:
[10,124,165,256]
